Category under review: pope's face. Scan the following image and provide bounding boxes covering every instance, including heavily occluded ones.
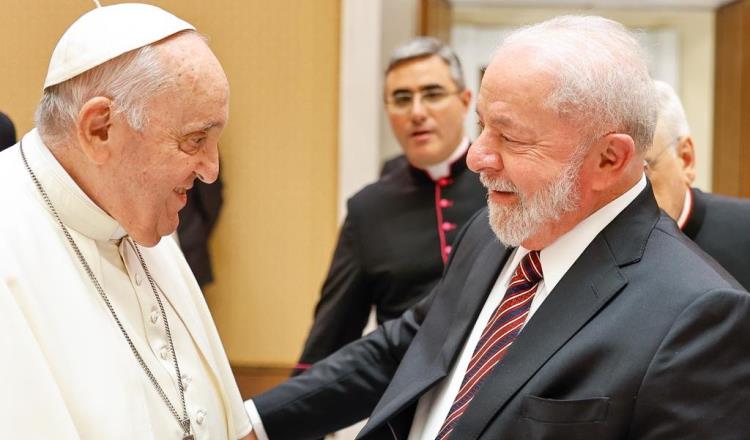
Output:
[107,33,229,246]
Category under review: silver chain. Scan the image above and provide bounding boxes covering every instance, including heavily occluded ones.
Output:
[19,141,192,439]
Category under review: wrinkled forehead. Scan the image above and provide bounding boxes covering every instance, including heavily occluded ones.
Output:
[157,33,229,94]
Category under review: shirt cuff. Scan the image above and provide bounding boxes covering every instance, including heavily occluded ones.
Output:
[244,399,270,440]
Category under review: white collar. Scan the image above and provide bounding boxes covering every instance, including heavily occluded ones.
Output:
[676,187,693,230]
[21,129,127,241]
[422,137,470,180]
[516,174,647,293]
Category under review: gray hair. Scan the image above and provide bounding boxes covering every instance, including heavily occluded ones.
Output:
[653,79,690,143]
[34,34,189,144]
[386,37,466,90]
[497,16,657,153]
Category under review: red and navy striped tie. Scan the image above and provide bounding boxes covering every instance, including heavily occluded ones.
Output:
[435,250,543,440]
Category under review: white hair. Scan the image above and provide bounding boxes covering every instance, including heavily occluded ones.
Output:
[34,34,190,144]
[653,79,690,143]
[497,16,657,153]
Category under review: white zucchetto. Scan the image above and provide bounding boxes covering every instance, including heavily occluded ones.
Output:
[43,3,194,89]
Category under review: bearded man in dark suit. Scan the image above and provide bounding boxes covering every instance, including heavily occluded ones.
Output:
[646,80,750,290]
[244,16,750,440]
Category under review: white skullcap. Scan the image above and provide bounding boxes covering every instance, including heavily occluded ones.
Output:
[43,3,195,89]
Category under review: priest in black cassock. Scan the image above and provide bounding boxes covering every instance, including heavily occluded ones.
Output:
[646,80,750,289]
[293,38,485,374]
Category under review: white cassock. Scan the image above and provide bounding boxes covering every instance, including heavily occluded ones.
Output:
[0,129,251,439]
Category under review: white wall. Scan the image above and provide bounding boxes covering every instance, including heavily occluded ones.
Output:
[338,0,420,220]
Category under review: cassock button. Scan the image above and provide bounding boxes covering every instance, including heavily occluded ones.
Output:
[181,373,192,390]
[437,177,453,187]
[441,222,457,231]
[134,272,142,286]
[195,409,207,425]
[159,345,169,360]
[439,198,453,208]
[445,245,453,255]
[150,309,159,324]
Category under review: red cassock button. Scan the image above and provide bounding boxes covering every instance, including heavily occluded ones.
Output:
[442,222,457,231]
[444,245,453,255]
[439,198,454,208]
[437,177,454,187]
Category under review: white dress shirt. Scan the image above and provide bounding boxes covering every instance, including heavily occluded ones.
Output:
[0,129,251,439]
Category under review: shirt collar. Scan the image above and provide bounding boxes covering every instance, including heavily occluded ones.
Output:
[422,137,470,180]
[21,129,128,241]
[521,174,647,293]
[676,187,693,230]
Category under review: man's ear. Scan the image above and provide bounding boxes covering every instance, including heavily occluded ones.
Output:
[76,97,114,165]
[458,88,472,114]
[676,136,696,185]
[590,133,636,191]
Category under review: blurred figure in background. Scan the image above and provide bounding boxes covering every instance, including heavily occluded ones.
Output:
[0,111,16,151]
[294,37,485,375]
[177,176,224,287]
[648,80,750,289]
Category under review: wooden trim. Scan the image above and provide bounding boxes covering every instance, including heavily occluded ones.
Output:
[232,365,293,400]
[714,0,750,196]
[419,0,453,41]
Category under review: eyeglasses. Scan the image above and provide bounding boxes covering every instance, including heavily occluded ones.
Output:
[385,88,462,114]
[644,137,680,172]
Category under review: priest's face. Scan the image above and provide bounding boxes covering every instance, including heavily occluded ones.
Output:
[384,55,471,168]
[106,33,229,246]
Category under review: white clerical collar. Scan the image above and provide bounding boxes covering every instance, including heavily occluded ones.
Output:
[21,129,128,241]
[676,187,693,230]
[515,174,647,293]
[422,137,470,181]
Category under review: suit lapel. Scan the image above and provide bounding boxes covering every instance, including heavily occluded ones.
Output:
[436,241,513,371]
[451,236,627,439]
[360,237,512,437]
[451,183,660,439]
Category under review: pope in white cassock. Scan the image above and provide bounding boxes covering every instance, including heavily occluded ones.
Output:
[0,3,253,440]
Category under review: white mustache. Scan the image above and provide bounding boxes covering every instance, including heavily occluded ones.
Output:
[479,173,518,193]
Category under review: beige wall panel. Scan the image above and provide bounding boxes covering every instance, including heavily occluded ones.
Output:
[0,0,340,366]
[453,6,715,192]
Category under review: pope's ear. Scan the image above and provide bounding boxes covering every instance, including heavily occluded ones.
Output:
[76,97,114,165]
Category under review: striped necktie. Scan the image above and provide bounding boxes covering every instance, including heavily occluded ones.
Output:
[435,250,543,440]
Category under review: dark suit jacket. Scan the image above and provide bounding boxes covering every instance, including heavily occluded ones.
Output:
[295,154,485,371]
[683,187,750,290]
[177,177,223,287]
[255,184,750,439]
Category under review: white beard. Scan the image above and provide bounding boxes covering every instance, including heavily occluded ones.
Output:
[481,155,583,247]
